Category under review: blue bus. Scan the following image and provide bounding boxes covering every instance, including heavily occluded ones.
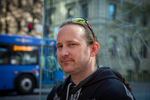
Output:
[0,34,64,94]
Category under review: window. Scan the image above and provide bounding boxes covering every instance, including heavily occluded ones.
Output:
[140,40,148,58]
[0,47,9,65]
[141,13,148,26]
[81,3,88,19]
[67,7,74,18]
[11,46,38,65]
[11,51,38,65]
[108,36,118,57]
[108,3,117,20]
[0,44,38,65]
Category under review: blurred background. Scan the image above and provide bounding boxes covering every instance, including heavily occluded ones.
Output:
[0,0,150,100]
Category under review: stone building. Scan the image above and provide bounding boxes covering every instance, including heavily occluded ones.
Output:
[47,0,150,79]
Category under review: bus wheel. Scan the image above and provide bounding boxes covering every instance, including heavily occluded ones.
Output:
[15,74,36,94]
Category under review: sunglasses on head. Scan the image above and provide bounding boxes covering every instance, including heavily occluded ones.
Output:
[71,18,96,41]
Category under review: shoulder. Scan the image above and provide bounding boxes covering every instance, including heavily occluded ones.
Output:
[97,77,134,100]
[94,67,134,99]
[101,78,126,93]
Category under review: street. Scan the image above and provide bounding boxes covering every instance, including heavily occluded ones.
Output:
[0,88,51,100]
[0,94,47,100]
[0,82,150,100]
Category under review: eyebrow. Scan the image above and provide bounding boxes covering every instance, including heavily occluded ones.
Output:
[57,40,80,45]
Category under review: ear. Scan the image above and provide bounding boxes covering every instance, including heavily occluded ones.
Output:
[90,41,100,57]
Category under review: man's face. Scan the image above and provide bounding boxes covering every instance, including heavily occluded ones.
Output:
[57,24,92,74]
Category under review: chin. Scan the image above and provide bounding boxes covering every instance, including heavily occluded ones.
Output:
[62,66,74,73]
[60,62,74,72]
[63,68,74,73]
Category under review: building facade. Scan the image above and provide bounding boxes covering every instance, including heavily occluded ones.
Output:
[47,0,150,79]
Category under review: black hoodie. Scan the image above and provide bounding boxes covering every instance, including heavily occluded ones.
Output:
[47,67,135,100]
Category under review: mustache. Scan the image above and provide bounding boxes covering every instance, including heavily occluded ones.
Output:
[60,57,74,62]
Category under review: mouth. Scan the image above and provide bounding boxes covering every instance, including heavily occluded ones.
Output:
[62,60,73,63]
[61,59,74,64]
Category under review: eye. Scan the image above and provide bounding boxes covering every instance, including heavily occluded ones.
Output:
[57,44,63,49]
[68,43,77,47]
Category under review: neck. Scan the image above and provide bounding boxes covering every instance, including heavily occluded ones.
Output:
[71,61,97,85]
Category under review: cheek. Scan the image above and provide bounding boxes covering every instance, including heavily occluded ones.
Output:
[83,46,91,54]
[78,47,91,59]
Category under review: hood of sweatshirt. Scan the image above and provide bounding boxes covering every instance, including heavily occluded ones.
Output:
[63,67,119,94]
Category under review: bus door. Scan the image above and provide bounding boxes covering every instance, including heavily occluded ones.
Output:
[42,45,58,84]
[41,40,64,84]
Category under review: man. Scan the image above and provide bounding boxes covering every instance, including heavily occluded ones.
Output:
[47,18,135,100]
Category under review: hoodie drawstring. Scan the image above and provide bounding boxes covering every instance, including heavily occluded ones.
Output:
[66,83,72,100]
[66,83,82,100]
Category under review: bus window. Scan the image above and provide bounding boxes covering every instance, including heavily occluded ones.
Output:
[11,47,39,65]
[0,49,9,65]
[22,52,37,65]
[0,45,10,65]
[0,44,39,65]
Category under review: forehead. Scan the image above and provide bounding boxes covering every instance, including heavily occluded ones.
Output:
[57,24,86,42]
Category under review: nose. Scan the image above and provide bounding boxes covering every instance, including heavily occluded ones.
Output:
[60,47,69,56]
